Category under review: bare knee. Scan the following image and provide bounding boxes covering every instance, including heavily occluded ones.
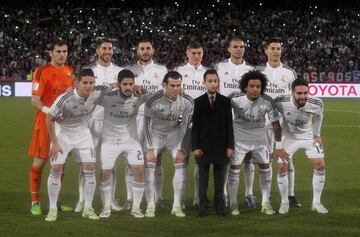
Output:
[131,165,145,182]
[101,169,112,182]
[313,159,325,171]
[278,163,288,175]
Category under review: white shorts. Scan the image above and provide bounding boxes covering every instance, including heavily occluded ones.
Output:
[265,126,275,153]
[50,129,96,165]
[151,130,183,159]
[278,137,325,163]
[232,139,270,166]
[136,105,145,150]
[88,105,104,147]
[100,138,144,169]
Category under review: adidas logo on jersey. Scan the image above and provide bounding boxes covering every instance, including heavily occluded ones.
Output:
[225,72,229,75]
[184,74,189,78]
[286,112,291,116]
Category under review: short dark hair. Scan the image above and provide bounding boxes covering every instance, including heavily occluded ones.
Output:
[265,37,282,49]
[77,68,94,81]
[240,70,268,94]
[96,38,112,48]
[49,39,67,51]
[186,41,202,50]
[117,69,135,83]
[203,69,219,81]
[138,37,153,46]
[163,71,182,84]
[291,78,308,91]
[229,37,244,47]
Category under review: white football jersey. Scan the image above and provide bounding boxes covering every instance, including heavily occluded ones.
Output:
[144,90,193,149]
[274,95,324,140]
[231,92,280,140]
[175,63,207,99]
[100,90,151,142]
[50,86,109,133]
[126,61,167,92]
[259,62,296,99]
[84,62,123,86]
[215,59,254,96]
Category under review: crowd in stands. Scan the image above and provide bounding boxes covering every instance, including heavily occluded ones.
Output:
[1,1,359,80]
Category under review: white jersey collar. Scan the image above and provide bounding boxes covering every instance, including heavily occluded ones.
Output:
[266,62,283,70]
[228,58,246,66]
[186,63,203,71]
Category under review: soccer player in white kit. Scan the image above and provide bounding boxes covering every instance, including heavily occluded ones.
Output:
[143,71,193,218]
[228,70,288,216]
[99,69,151,219]
[124,39,168,210]
[274,79,327,214]
[259,38,300,207]
[75,38,124,213]
[215,37,256,208]
[45,68,110,222]
[175,41,207,207]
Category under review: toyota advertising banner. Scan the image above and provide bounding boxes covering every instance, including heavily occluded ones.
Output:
[1,81,360,98]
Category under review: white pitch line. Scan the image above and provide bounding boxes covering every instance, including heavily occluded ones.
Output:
[325,109,360,114]
[323,124,360,128]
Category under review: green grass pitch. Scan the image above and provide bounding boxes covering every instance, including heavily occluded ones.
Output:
[0,97,359,237]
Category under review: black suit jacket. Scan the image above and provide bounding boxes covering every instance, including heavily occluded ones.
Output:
[191,92,234,165]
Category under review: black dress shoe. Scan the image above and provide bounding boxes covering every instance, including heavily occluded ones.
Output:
[198,209,207,217]
[288,196,302,207]
[216,209,228,218]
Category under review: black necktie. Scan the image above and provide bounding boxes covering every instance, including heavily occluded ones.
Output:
[210,95,215,108]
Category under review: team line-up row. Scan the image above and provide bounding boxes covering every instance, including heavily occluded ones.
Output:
[28,37,327,222]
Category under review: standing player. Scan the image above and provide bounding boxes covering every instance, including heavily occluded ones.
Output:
[275,79,327,214]
[260,38,300,207]
[175,41,207,207]
[143,71,193,218]
[45,68,111,222]
[124,39,168,210]
[75,38,123,212]
[215,37,256,208]
[228,70,288,216]
[99,69,150,218]
[28,40,73,215]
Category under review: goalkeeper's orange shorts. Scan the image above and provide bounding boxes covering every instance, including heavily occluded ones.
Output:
[28,117,50,160]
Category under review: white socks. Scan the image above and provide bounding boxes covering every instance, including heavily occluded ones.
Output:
[83,169,96,209]
[125,166,133,201]
[173,163,187,208]
[277,172,289,204]
[313,170,325,203]
[155,164,164,202]
[78,169,84,203]
[259,168,272,205]
[47,170,62,210]
[132,181,145,211]
[228,168,240,209]
[100,180,112,209]
[288,160,295,196]
[145,163,156,208]
[243,161,255,196]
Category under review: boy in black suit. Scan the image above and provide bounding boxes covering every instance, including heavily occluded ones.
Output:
[191,69,234,217]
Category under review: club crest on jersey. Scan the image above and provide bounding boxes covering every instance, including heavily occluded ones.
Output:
[281,75,289,82]
[224,72,229,75]
[73,105,78,109]
[286,112,291,116]
[33,82,40,91]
